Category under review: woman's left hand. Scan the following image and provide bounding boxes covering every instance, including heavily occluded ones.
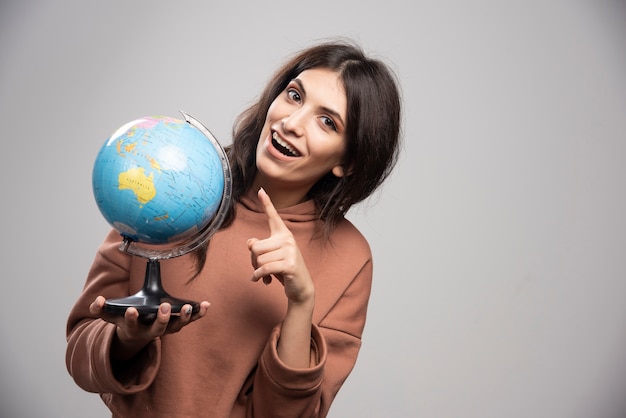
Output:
[247,188,315,305]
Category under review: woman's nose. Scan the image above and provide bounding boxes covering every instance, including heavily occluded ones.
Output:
[281,108,306,137]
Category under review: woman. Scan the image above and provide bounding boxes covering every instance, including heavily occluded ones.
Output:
[66,39,402,417]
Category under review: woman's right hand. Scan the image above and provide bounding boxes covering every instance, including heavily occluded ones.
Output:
[89,295,210,361]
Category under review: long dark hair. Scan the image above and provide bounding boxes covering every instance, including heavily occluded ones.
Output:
[192,40,402,272]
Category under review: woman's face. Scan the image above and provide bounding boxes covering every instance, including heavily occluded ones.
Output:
[255,68,348,198]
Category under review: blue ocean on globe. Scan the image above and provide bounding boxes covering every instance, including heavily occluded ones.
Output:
[92,115,225,245]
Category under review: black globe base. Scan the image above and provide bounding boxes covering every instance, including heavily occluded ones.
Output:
[103,258,200,323]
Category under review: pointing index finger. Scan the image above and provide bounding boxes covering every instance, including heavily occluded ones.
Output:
[258,188,286,233]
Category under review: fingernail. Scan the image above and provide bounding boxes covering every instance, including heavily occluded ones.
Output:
[186,306,193,315]
[160,304,170,314]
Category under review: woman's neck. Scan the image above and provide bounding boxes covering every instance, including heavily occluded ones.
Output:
[248,178,309,210]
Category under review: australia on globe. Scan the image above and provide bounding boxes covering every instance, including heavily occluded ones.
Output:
[92,115,226,245]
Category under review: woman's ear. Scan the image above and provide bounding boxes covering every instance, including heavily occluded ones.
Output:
[332,163,354,177]
[331,165,345,177]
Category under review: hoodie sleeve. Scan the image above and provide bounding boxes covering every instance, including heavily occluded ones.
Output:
[65,230,161,394]
[247,259,373,418]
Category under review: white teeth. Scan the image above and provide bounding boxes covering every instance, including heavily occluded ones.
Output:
[272,132,299,156]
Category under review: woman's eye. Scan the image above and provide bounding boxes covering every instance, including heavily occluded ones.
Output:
[321,116,337,131]
[287,89,301,102]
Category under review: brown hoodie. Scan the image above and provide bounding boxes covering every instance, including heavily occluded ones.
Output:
[66,195,373,417]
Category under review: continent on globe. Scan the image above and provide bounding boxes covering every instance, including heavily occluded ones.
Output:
[118,167,157,206]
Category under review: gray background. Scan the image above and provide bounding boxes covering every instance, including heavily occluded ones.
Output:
[1,1,625,417]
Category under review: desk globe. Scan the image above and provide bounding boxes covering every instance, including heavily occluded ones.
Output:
[92,111,232,320]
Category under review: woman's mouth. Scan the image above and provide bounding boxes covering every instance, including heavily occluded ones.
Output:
[271,132,301,157]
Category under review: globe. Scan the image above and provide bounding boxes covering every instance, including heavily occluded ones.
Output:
[93,114,226,246]
[92,111,232,318]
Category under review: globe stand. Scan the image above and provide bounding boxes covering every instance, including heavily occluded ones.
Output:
[103,258,200,322]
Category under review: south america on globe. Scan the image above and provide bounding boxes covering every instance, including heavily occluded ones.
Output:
[92,115,225,245]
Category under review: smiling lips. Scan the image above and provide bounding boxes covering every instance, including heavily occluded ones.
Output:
[272,131,301,157]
